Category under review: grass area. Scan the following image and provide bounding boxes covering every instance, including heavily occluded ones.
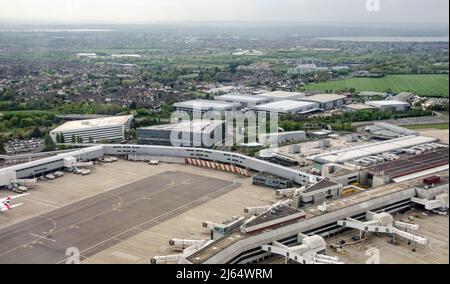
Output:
[305,74,449,97]
[404,123,449,130]
[0,110,54,115]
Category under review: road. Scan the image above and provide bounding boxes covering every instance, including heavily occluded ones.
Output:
[352,115,449,127]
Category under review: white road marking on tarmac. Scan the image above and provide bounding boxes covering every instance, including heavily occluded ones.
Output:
[29,233,56,242]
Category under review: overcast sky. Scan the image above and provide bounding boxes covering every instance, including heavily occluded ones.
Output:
[0,0,448,24]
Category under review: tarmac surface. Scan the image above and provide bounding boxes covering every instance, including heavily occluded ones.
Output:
[0,171,237,264]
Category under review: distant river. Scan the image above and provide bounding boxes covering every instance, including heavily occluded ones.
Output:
[316,36,449,42]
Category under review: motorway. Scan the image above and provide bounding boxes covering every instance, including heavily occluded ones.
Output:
[0,171,238,264]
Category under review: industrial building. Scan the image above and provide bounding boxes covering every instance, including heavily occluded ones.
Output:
[343,103,377,111]
[363,122,419,140]
[298,94,347,110]
[173,99,240,115]
[50,115,134,143]
[257,91,306,102]
[258,131,306,146]
[389,92,416,103]
[136,120,225,148]
[252,100,320,115]
[365,100,410,112]
[214,94,273,108]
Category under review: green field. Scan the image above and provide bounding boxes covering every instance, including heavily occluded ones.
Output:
[404,123,449,130]
[305,74,449,97]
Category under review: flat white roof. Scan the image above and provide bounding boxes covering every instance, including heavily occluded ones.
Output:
[365,100,410,106]
[345,103,376,110]
[140,120,224,133]
[51,115,133,133]
[260,130,306,137]
[215,94,272,103]
[309,135,437,164]
[174,100,239,110]
[258,91,305,99]
[253,100,319,113]
[299,94,347,103]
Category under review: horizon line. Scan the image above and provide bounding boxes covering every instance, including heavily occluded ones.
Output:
[0,18,448,26]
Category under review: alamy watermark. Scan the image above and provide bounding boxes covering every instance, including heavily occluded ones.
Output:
[366,0,381,12]
[65,247,80,264]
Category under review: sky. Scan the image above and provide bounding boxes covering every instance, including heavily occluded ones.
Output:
[0,0,448,24]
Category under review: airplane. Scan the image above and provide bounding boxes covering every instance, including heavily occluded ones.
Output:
[0,193,30,212]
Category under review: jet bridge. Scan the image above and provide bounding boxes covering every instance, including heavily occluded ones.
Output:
[261,234,344,264]
[337,212,428,245]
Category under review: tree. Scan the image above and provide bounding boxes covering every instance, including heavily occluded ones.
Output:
[60,133,65,143]
[71,134,76,143]
[129,101,137,110]
[56,132,61,143]
[20,118,35,128]
[0,141,6,154]
[10,116,20,128]
[30,127,42,138]
[77,136,83,143]
[128,129,136,140]
[89,136,94,144]
[44,133,56,152]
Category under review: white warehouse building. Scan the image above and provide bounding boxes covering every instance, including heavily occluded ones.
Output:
[298,94,347,110]
[365,100,410,112]
[173,99,240,115]
[50,115,134,143]
[252,100,320,115]
[214,94,273,108]
[257,91,306,102]
[259,131,306,146]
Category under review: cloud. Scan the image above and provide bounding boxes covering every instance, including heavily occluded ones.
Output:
[0,0,447,23]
